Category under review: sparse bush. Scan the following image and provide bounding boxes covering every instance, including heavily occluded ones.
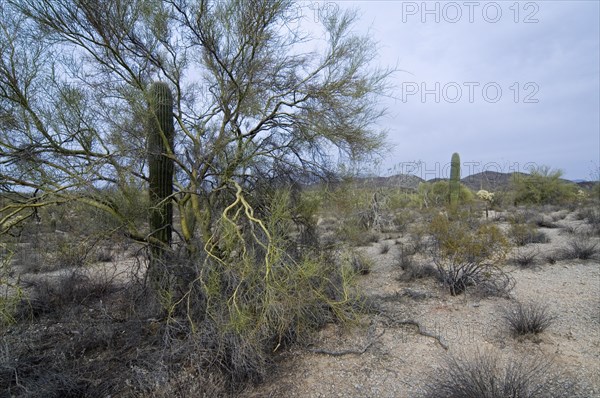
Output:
[421,350,572,398]
[406,225,429,254]
[509,221,549,246]
[19,269,120,318]
[544,252,559,265]
[379,242,391,254]
[511,248,540,268]
[338,218,380,246]
[502,300,556,336]
[560,238,599,260]
[397,244,415,270]
[577,207,600,236]
[429,213,510,265]
[429,212,513,296]
[349,252,373,275]
[391,210,416,233]
[399,262,438,282]
[551,210,569,221]
[534,215,559,229]
[560,224,578,235]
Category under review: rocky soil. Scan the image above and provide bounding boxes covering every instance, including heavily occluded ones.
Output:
[242,210,600,397]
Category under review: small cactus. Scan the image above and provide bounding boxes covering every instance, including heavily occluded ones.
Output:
[147,82,175,262]
[449,152,460,206]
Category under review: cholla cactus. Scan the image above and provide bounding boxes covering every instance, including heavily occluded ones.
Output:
[477,190,494,202]
[477,190,494,218]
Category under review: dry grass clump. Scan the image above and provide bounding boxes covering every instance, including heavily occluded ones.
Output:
[511,248,540,268]
[395,243,437,282]
[421,350,574,398]
[378,242,391,254]
[534,215,559,229]
[559,238,599,260]
[17,268,122,319]
[502,300,556,336]
[349,251,373,275]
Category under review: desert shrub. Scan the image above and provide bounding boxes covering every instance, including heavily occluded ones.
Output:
[544,251,560,265]
[386,188,417,211]
[428,213,512,296]
[429,212,510,265]
[534,215,559,229]
[511,248,540,268]
[502,300,556,336]
[577,207,600,235]
[156,187,363,388]
[551,210,569,221]
[348,251,373,275]
[378,242,391,254]
[396,243,415,269]
[406,224,430,254]
[417,181,473,208]
[512,166,578,206]
[509,221,549,246]
[338,220,380,246]
[1,246,26,326]
[421,350,573,398]
[18,269,121,318]
[396,243,438,282]
[391,209,418,233]
[397,261,438,282]
[559,238,599,260]
[560,224,578,235]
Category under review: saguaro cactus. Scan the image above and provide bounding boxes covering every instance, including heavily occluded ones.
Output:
[147,82,175,262]
[449,152,461,206]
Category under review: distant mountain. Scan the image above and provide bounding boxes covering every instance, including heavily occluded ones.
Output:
[353,174,424,190]
[576,181,598,190]
[326,172,597,193]
[460,171,527,191]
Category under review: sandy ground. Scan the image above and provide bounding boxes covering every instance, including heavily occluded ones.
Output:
[242,211,600,397]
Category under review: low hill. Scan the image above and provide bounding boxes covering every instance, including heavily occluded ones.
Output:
[460,171,527,191]
[353,174,424,190]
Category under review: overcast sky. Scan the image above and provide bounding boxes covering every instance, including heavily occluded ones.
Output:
[303,1,599,180]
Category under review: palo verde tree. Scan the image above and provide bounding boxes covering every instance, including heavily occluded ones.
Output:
[512,166,577,205]
[1,0,391,339]
[1,0,390,251]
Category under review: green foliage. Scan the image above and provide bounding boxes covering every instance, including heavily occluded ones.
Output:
[1,244,23,326]
[429,212,510,265]
[428,211,513,296]
[172,183,362,383]
[512,166,578,205]
[417,181,474,208]
[449,152,461,206]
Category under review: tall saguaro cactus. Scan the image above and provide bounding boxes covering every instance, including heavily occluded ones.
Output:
[449,152,461,206]
[147,82,175,264]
